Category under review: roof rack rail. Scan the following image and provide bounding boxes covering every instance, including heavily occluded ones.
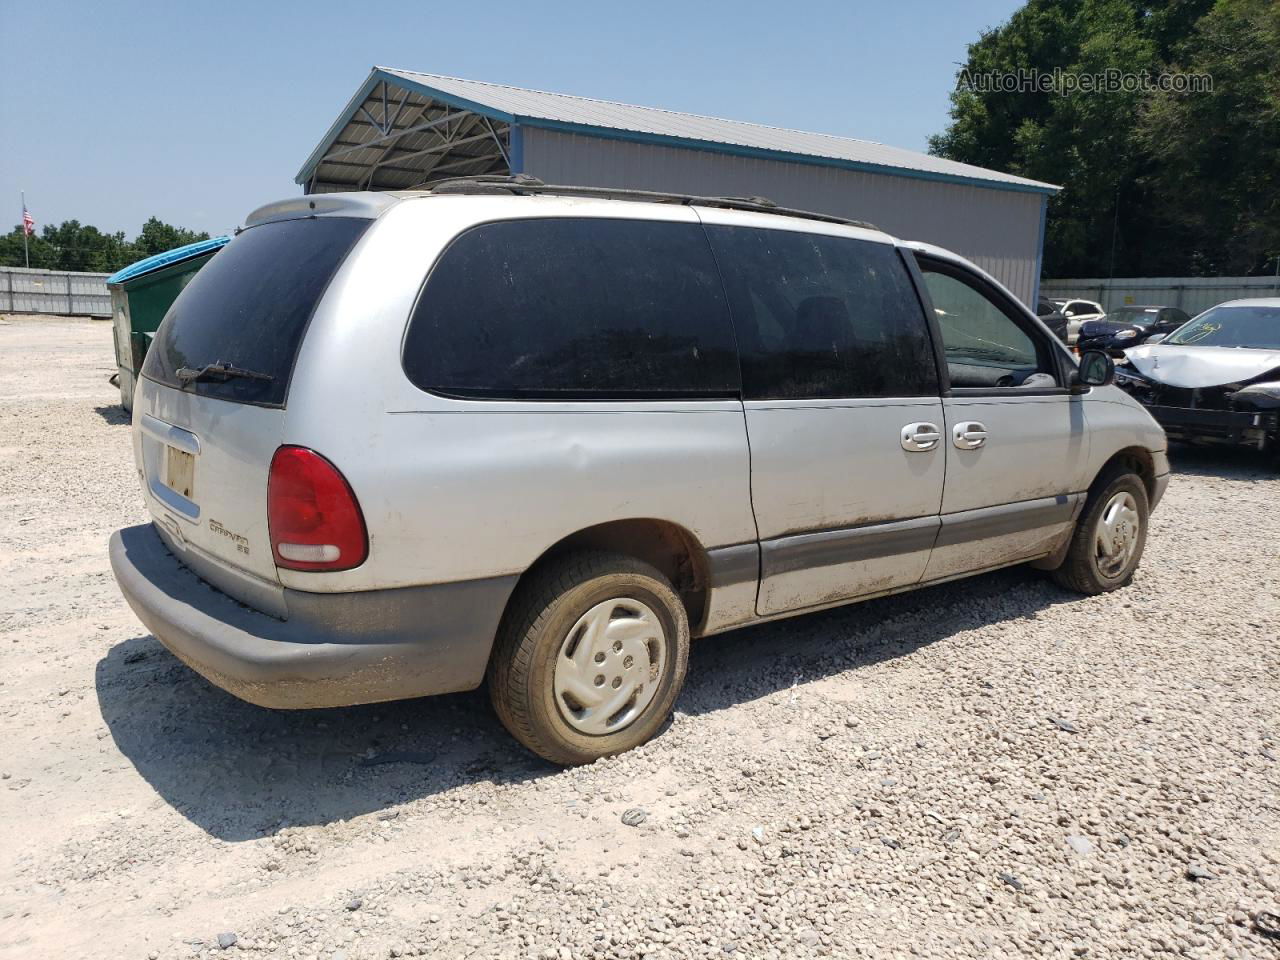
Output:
[418,174,879,232]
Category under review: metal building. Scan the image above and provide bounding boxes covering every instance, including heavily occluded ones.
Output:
[297,67,1060,304]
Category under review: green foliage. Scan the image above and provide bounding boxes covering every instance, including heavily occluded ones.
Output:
[930,0,1278,278]
[0,227,58,270]
[134,217,211,259]
[1137,0,1280,275]
[0,217,211,273]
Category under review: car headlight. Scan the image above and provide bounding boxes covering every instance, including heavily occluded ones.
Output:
[1113,366,1149,388]
[1114,329,1139,340]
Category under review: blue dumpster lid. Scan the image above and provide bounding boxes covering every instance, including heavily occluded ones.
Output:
[107,235,231,285]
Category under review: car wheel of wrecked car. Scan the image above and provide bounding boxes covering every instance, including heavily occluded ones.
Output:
[1050,468,1150,595]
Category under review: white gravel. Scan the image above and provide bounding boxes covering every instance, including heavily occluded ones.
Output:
[1,315,1278,960]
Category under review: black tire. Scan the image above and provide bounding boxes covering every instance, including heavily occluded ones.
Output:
[1051,468,1150,595]
[488,551,690,766]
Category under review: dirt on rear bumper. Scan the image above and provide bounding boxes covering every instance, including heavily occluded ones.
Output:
[109,523,517,709]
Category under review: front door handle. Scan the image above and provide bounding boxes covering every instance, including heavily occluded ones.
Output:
[901,421,941,452]
[953,421,988,449]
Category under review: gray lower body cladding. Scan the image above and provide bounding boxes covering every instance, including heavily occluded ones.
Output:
[109,524,517,709]
[761,494,1083,580]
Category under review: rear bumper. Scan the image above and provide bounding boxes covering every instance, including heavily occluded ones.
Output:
[109,523,517,709]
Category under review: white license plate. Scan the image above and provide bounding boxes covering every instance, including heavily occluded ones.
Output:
[165,446,195,500]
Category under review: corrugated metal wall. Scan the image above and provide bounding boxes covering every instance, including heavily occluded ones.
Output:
[520,128,1045,305]
[0,267,112,316]
[1042,276,1280,315]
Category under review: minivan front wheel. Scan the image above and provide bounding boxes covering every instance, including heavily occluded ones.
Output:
[488,552,690,765]
[1051,470,1150,594]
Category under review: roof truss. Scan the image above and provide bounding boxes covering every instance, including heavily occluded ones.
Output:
[304,78,511,193]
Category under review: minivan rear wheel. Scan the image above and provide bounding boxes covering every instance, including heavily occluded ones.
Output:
[488,552,690,765]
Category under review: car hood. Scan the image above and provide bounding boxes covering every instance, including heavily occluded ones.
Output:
[1123,344,1280,388]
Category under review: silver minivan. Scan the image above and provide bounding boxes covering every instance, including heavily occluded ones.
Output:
[110,179,1169,765]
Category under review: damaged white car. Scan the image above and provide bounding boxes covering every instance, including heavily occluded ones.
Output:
[1115,298,1280,455]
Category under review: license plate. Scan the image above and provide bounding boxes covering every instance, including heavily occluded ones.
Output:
[165,446,195,500]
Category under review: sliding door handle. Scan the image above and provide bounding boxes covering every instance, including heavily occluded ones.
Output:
[953,421,988,449]
[901,422,941,452]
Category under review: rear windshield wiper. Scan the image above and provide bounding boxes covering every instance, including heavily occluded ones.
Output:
[176,361,275,386]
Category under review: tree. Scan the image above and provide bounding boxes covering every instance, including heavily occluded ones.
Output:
[0,227,58,269]
[0,216,211,272]
[928,0,1280,278]
[133,217,210,259]
[1136,0,1280,275]
[38,220,133,273]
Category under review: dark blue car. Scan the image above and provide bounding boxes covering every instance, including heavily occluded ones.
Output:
[1077,305,1191,355]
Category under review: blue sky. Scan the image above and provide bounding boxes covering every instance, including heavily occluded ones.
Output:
[0,0,1022,237]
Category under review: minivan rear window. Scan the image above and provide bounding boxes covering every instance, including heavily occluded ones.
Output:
[142,217,369,407]
[402,218,740,399]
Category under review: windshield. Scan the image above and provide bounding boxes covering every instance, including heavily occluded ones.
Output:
[142,217,369,406]
[1165,304,1280,349]
[1108,307,1159,326]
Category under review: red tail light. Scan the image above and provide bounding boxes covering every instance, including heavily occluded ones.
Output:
[268,446,368,572]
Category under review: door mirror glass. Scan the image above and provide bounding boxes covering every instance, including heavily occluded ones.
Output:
[1146,333,1167,344]
[1077,350,1115,387]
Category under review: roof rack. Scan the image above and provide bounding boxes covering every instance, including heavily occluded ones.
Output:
[419,174,879,232]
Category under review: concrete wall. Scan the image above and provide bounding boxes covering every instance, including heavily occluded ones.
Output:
[1042,276,1280,316]
[0,267,112,316]
[520,127,1046,305]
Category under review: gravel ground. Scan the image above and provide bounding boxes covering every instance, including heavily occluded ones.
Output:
[1,315,1278,960]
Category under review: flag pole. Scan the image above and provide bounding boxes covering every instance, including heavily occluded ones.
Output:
[21,192,29,268]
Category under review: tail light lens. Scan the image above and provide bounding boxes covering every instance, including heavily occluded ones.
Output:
[268,446,368,571]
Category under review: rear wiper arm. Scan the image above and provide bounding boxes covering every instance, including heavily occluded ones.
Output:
[176,361,275,386]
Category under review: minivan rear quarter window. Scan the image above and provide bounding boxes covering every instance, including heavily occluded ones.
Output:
[142,217,369,407]
[403,218,740,399]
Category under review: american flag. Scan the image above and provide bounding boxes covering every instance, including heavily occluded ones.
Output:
[21,203,34,236]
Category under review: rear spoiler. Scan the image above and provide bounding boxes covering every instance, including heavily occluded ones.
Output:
[244,192,398,229]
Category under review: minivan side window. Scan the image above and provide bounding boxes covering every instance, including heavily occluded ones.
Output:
[402,218,739,399]
[917,262,1058,390]
[704,226,938,400]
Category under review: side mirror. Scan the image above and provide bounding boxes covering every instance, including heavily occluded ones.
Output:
[1146,333,1167,344]
[1073,350,1115,392]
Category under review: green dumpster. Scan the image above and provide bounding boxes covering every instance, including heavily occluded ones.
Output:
[108,236,229,411]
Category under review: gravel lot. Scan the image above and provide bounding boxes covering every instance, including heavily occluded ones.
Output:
[1,315,1278,960]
